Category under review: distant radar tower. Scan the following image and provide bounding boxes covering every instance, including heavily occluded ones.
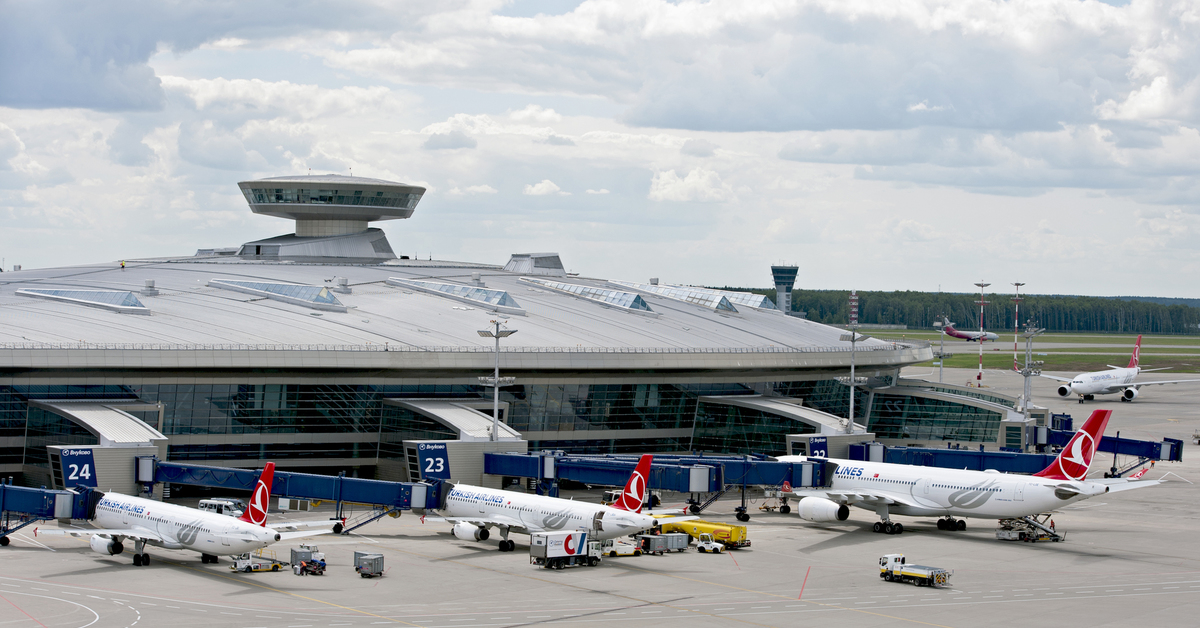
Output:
[232,175,426,261]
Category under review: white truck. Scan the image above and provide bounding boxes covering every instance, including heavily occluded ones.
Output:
[600,538,643,557]
[695,533,725,554]
[879,554,951,587]
[530,531,602,569]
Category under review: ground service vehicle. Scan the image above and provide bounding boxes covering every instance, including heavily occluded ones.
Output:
[198,498,245,517]
[530,531,602,569]
[879,554,951,587]
[637,533,689,555]
[297,543,325,562]
[231,549,286,573]
[996,515,1063,543]
[354,551,384,578]
[600,538,642,557]
[695,533,724,553]
[657,519,751,549]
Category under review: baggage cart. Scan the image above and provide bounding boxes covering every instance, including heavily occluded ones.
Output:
[636,533,689,555]
[354,551,384,578]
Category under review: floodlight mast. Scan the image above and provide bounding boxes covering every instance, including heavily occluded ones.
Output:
[933,318,945,383]
[477,320,517,442]
[1012,283,1025,372]
[974,282,990,385]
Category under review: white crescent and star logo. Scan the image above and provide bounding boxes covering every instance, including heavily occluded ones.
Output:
[620,471,645,510]
[249,479,269,525]
[1058,431,1095,481]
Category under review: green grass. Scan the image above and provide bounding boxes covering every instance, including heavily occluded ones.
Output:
[932,353,1200,373]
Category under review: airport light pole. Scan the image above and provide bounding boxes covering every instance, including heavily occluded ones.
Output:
[974,282,990,386]
[933,318,945,383]
[477,320,517,442]
[1012,283,1025,372]
[840,292,868,435]
[1018,326,1046,418]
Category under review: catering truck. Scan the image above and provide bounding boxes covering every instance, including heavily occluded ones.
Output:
[878,554,951,587]
[530,531,602,569]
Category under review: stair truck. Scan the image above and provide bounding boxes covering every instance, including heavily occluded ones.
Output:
[530,531,602,569]
[879,554,952,587]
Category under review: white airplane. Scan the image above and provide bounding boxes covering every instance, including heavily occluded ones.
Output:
[427,454,688,551]
[37,463,336,566]
[939,316,998,342]
[777,409,1162,535]
[1040,335,1200,403]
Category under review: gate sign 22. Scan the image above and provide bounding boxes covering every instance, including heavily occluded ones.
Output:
[60,448,97,488]
[417,442,451,480]
[809,437,828,459]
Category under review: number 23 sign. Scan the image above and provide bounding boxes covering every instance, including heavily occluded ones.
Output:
[417,443,451,480]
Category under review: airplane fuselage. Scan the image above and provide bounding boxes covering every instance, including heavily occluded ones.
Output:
[1064,367,1139,397]
[435,484,656,540]
[776,457,1107,519]
[94,493,279,555]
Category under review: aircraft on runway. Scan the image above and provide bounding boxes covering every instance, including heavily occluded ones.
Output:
[1039,335,1200,403]
[939,317,998,342]
[427,454,691,552]
[777,409,1162,535]
[36,463,337,566]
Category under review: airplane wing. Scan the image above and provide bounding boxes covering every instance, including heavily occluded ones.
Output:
[1090,478,1165,493]
[788,488,918,509]
[423,514,534,535]
[270,519,342,532]
[1038,374,1072,382]
[36,527,167,543]
[1117,379,1200,388]
[276,530,333,541]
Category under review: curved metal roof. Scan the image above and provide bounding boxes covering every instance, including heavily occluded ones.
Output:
[30,401,166,446]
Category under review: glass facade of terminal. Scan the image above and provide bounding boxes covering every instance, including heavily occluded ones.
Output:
[0,377,1007,476]
[243,188,422,209]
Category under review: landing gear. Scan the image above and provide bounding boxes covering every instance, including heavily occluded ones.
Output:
[497,539,516,552]
[201,553,218,564]
[735,511,751,523]
[779,504,791,515]
[132,540,149,566]
[0,536,9,547]
[872,521,903,535]
[937,517,964,531]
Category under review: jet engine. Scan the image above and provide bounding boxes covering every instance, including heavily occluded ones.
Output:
[1123,388,1139,401]
[451,522,489,541]
[1057,385,1072,397]
[797,497,850,523]
[90,535,124,556]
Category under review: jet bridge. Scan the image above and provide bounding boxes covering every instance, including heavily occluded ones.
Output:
[0,482,97,546]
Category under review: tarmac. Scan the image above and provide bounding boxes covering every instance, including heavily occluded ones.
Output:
[3,366,1198,627]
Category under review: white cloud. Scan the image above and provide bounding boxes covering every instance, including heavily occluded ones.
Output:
[680,138,717,157]
[510,104,562,122]
[648,169,734,203]
[447,184,498,196]
[585,188,609,194]
[524,179,569,196]
[423,130,477,150]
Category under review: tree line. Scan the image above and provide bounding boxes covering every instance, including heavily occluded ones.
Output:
[719,288,1200,334]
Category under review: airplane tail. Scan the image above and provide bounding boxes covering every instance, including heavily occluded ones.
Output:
[238,462,275,526]
[1127,335,1142,369]
[612,454,652,513]
[1033,410,1111,481]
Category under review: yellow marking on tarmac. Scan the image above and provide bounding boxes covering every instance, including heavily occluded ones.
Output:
[161,559,422,627]
[374,540,777,627]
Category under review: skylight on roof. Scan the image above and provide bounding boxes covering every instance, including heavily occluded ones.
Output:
[386,278,525,315]
[606,280,739,313]
[16,289,151,315]
[519,277,658,317]
[208,279,347,312]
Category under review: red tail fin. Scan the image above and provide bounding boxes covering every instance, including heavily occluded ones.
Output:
[1127,335,1142,369]
[239,462,274,526]
[612,454,652,513]
[1034,410,1110,481]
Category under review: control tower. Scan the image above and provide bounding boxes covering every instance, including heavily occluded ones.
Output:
[770,265,799,316]
[232,175,426,261]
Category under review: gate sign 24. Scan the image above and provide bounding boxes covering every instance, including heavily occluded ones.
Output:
[60,448,97,488]
[417,442,451,480]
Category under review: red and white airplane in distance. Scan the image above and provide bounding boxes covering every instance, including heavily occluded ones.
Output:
[37,462,337,566]
[1040,335,1200,403]
[939,317,998,342]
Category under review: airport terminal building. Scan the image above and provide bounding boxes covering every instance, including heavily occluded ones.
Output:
[0,175,1028,489]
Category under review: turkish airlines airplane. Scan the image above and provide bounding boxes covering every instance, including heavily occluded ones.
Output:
[778,409,1161,535]
[940,317,998,342]
[1040,335,1200,403]
[37,463,336,566]
[427,454,688,551]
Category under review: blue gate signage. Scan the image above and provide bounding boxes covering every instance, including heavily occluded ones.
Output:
[417,442,451,480]
[60,448,97,488]
[809,437,828,459]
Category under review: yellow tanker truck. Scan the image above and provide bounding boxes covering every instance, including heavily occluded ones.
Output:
[655,518,750,549]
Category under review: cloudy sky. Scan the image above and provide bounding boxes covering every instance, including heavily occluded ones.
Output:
[2,0,1199,297]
